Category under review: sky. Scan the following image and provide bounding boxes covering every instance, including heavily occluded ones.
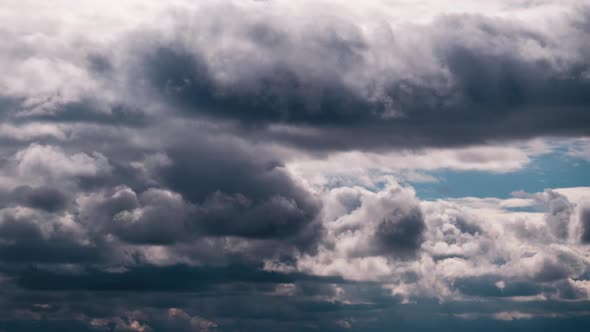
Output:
[1,0,590,331]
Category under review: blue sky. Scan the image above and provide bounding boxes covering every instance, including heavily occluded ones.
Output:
[412,148,590,200]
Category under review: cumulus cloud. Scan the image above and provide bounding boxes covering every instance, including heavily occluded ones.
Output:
[286,183,590,307]
[110,188,193,245]
[101,2,590,151]
[2,1,590,150]
[545,190,575,240]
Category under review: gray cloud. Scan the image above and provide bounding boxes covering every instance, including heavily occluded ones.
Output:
[374,206,425,259]
[453,275,543,298]
[3,2,587,151]
[0,1,590,331]
[0,209,106,264]
[580,207,590,244]
[545,190,574,240]
[96,5,590,151]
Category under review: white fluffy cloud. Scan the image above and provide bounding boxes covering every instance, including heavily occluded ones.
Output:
[285,181,590,303]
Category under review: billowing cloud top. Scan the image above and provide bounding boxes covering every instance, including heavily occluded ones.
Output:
[1,1,590,331]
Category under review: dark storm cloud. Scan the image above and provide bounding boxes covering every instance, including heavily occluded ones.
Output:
[453,275,543,298]
[9,185,69,212]
[194,191,316,239]
[0,321,95,332]
[68,144,321,247]
[157,141,320,241]
[78,186,191,245]
[44,120,322,247]
[160,143,300,204]
[1,287,589,332]
[554,279,589,300]
[0,283,391,332]
[374,207,425,259]
[0,211,105,264]
[110,9,590,151]
[2,3,590,152]
[0,112,322,274]
[15,264,347,292]
[143,46,373,125]
[3,312,590,332]
[580,207,590,244]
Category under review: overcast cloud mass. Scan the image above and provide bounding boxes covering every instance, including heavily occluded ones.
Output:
[1,0,590,331]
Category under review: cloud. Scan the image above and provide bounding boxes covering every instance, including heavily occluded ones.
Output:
[9,185,69,212]
[288,184,590,307]
[2,1,590,151]
[0,1,590,331]
[13,143,111,181]
[0,207,106,264]
[579,206,590,244]
[99,1,589,150]
[285,143,539,191]
[0,123,66,141]
[295,183,426,280]
[110,188,193,245]
[166,308,218,332]
[151,135,321,244]
[544,190,575,240]
[375,206,425,259]
[566,139,590,161]
[452,275,543,298]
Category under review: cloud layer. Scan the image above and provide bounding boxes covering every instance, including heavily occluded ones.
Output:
[1,0,590,331]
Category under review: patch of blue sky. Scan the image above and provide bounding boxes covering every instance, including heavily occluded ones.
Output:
[410,148,590,201]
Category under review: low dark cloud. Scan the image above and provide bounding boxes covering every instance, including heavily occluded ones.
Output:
[0,212,106,264]
[107,9,590,151]
[156,140,321,243]
[580,207,590,244]
[375,207,425,259]
[15,264,346,292]
[9,185,69,212]
[143,46,374,126]
[453,275,543,298]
